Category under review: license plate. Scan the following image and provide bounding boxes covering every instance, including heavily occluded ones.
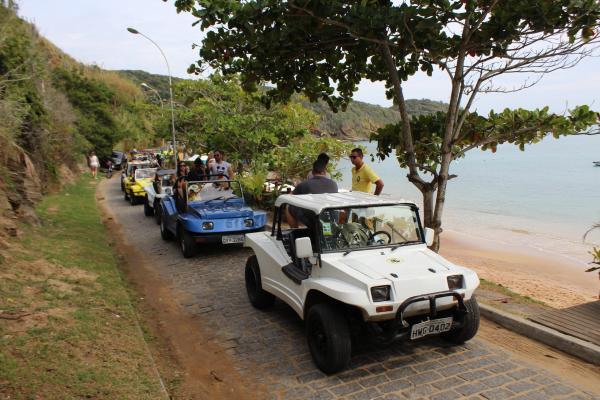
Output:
[222,235,244,244]
[410,317,453,340]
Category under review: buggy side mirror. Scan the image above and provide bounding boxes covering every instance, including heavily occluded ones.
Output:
[295,237,314,259]
[424,227,434,247]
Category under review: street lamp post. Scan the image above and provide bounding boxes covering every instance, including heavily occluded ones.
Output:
[127,27,177,167]
[141,82,164,108]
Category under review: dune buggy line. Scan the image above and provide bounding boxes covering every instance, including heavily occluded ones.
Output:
[131,172,480,373]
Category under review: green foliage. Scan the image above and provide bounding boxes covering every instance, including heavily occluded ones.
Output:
[174,1,600,109]
[240,135,353,207]
[172,0,600,250]
[373,106,600,172]
[300,98,446,138]
[269,135,352,185]
[173,74,317,161]
[119,69,183,101]
[52,67,120,157]
[119,69,446,139]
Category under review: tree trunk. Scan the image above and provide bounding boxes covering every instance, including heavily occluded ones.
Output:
[431,153,452,252]
[421,188,434,229]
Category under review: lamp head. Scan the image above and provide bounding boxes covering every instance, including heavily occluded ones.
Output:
[127,27,139,34]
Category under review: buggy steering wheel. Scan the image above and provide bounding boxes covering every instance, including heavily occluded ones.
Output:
[371,231,392,245]
[334,223,372,248]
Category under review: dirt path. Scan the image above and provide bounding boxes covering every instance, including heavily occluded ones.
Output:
[97,178,265,400]
[97,177,600,399]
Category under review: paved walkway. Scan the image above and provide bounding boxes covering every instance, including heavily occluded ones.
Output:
[103,180,599,400]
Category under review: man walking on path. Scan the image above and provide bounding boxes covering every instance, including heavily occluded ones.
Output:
[350,148,384,195]
[287,160,338,228]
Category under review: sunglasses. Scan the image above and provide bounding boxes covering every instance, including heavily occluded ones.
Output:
[349,155,359,159]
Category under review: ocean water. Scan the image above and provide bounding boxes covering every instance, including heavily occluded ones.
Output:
[336,135,600,266]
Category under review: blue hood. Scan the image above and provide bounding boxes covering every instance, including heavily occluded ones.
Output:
[189,204,253,218]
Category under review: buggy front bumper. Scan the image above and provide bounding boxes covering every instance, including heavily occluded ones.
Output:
[367,290,469,343]
[188,227,266,244]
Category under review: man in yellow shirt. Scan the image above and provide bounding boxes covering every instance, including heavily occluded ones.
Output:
[350,148,384,195]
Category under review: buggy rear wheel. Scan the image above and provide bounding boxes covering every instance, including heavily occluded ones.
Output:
[245,255,275,309]
[154,203,162,225]
[144,197,153,216]
[160,215,173,241]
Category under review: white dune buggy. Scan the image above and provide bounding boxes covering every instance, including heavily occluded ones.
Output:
[142,169,175,224]
[244,192,480,373]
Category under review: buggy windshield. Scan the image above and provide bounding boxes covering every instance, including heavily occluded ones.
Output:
[134,168,156,180]
[318,204,422,252]
[127,163,150,176]
[186,180,242,203]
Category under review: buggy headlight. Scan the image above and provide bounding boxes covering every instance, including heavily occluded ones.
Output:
[244,218,254,227]
[447,274,464,290]
[202,221,214,230]
[370,285,391,302]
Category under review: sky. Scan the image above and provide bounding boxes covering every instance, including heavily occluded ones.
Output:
[17,0,600,114]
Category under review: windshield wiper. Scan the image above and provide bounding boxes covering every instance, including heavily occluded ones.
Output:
[391,241,421,251]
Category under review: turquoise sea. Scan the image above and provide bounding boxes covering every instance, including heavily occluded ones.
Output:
[336,135,600,265]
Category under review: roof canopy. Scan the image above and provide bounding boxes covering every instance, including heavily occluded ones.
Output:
[274,192,416,214]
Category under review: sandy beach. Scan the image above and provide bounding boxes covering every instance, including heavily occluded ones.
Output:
[440,231,599,309]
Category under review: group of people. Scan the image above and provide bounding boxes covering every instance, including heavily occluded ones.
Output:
[176,150,235,182]
[171,149,235,213]
[286,148,384,228]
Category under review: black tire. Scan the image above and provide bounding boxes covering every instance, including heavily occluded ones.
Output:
[124,190,129,201]
[121,181,125,192]
[144,197,154,216]
[306,303,352,374]
[245,255,275,309]
[443,295,480,344]
[129,193,137,206]
[160,215,173,241]
[154,203,162,225]
[179,225,197,258]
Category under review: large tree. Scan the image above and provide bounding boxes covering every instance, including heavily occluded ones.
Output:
[172,74,316,162]
[172,0,600,249]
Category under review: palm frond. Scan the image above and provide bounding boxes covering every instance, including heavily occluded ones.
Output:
[583,223,600,241]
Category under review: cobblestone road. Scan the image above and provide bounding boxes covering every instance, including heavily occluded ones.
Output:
[103,180,599,400]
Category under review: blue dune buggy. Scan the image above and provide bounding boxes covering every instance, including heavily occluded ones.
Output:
[159,178,267,258]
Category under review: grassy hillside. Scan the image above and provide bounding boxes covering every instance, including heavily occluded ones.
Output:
[118,69,184,105]
[0,3,160,236]
[299,98,447,139]
[0,176,165,398]
[117,69,447,139]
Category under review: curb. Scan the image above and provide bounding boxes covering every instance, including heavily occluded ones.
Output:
[479,303,600,366]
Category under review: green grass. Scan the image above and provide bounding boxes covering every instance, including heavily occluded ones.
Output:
[0,174,164,399]
[479,278,547,306]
